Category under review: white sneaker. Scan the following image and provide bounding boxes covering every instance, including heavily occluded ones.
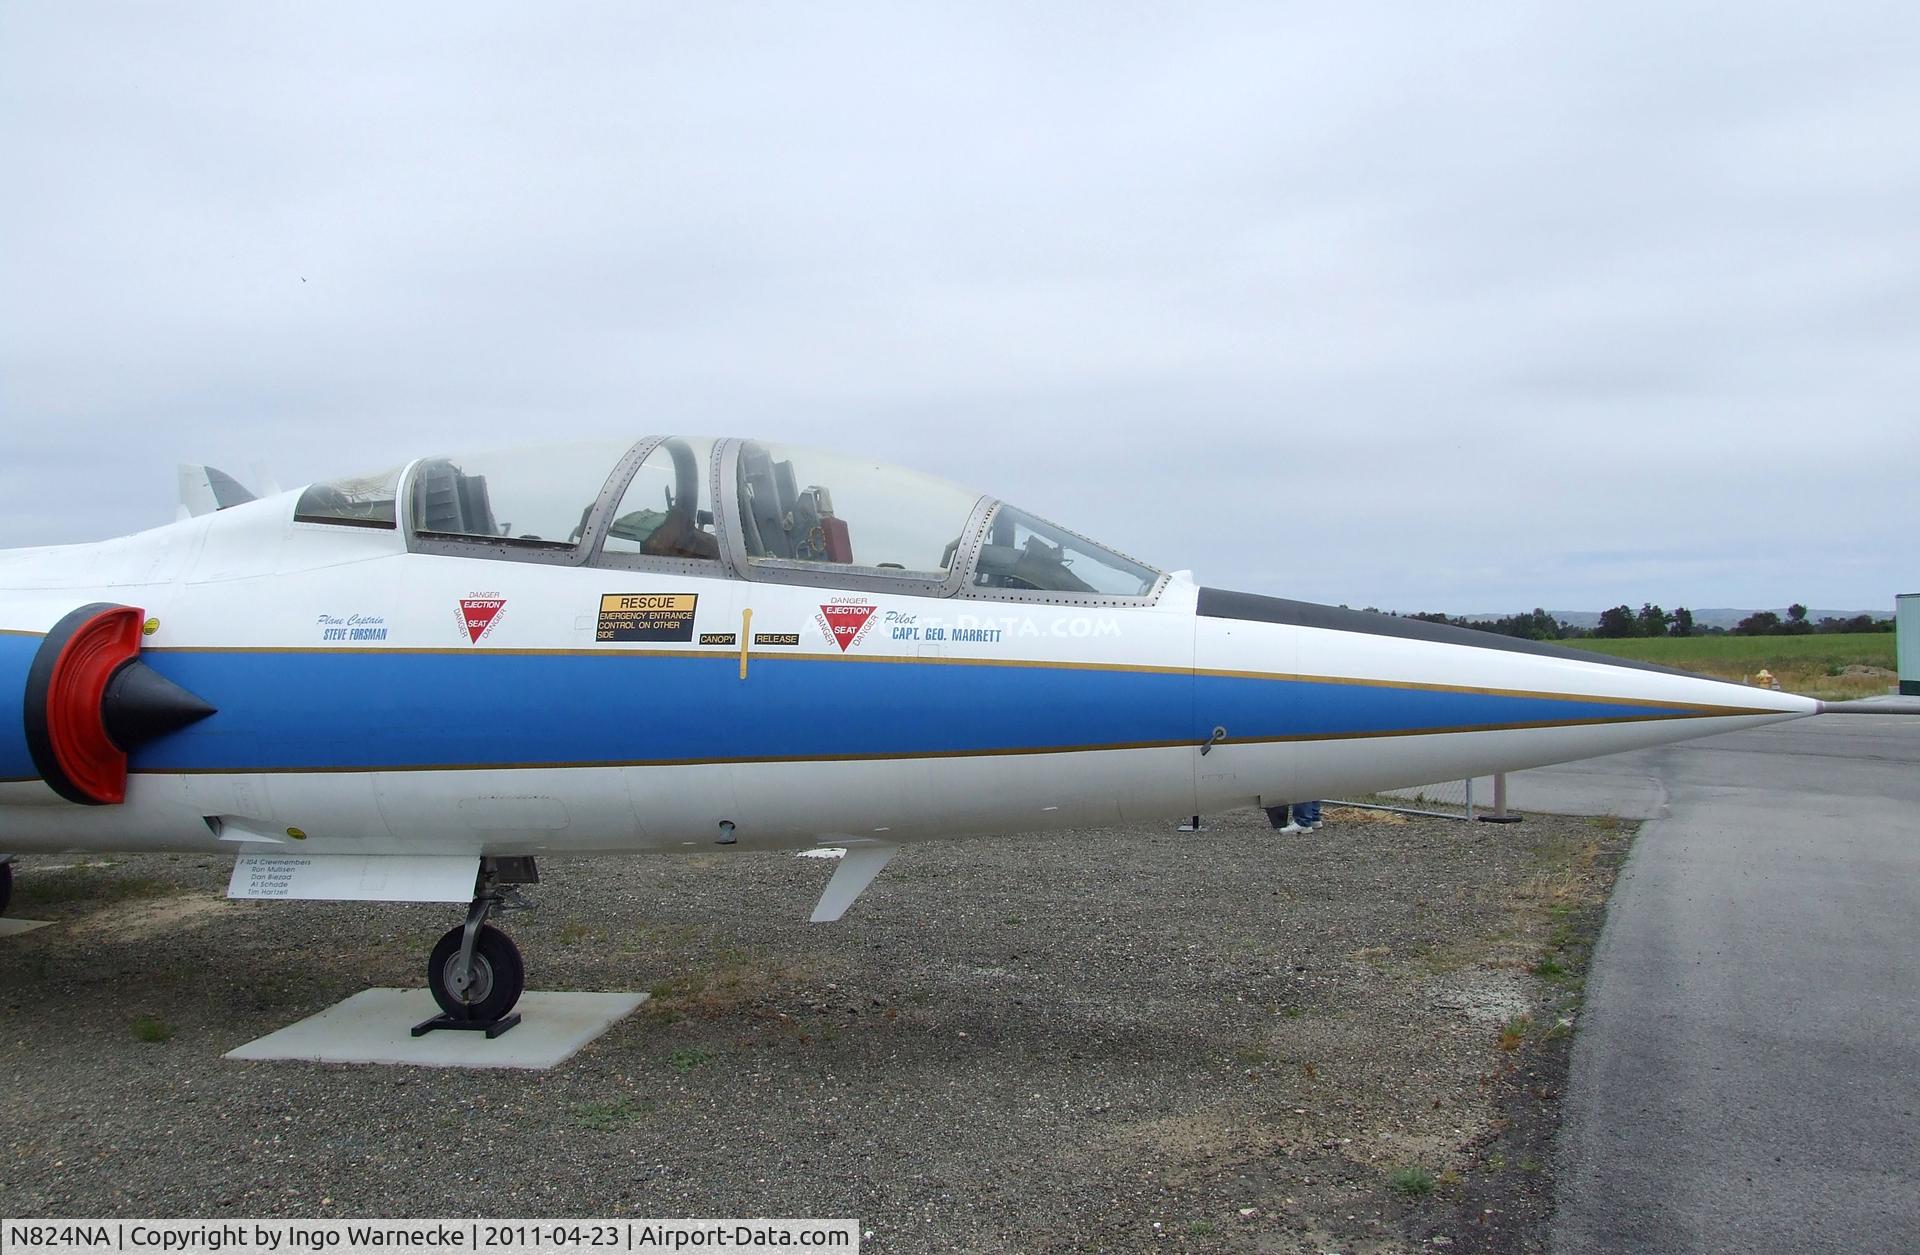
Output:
[1275,823,1306,834]
[1309,820,1324,831]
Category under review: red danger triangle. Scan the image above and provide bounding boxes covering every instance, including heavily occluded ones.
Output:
[820,604,874,651]
[460,598,505,643]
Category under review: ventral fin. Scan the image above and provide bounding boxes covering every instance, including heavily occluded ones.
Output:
[809,840,898,924]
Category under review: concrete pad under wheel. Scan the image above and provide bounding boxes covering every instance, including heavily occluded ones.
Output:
[0,917,53,938]
[225,988,649,1070]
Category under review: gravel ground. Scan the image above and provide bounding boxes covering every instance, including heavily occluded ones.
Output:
[0,807,1629,1253]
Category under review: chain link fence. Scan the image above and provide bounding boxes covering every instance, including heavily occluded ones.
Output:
[1332,774,1520,823]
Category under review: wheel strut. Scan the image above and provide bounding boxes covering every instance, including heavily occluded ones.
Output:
[417,857,536,1036]
[451,892,497,1001]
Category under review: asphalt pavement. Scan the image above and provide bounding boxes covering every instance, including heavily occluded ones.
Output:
[1544,712,1920,1254]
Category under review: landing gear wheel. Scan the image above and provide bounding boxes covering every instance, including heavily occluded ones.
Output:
[0,862,11,916]
[428,923,524,1023]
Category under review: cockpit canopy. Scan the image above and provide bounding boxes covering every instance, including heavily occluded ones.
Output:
[293,437,1163,602]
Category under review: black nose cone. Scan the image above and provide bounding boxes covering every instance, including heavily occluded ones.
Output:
[101,660,217,750]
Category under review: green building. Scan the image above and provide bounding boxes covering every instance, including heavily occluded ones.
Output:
[1900,593,1919,696]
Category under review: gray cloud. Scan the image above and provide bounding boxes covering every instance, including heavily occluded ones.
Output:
[2,2,1915,614]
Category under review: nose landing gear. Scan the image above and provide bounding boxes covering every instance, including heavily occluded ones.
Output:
[414,856,536,1039]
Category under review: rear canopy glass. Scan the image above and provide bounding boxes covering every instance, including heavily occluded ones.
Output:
[409,441,632,549]
[293,467,402,529]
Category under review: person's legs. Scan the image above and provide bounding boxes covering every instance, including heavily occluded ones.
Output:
[1296,800,1323,827]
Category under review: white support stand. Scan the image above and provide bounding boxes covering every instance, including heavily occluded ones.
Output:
[225,988,648,1070]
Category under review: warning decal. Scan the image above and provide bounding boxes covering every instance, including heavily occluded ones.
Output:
[459,596,505,644]
[699,632,737,646]
[597,593,700,642]
[815,601,876,652]
[754,632,801,646]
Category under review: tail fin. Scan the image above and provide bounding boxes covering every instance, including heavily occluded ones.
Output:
[176,465,258,520]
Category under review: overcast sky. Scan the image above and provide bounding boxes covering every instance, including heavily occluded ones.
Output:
[2,3,1914,614]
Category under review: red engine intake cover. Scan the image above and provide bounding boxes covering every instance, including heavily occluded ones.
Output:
[24,604,145,805]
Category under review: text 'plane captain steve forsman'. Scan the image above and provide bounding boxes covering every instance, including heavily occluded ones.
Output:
[0,437,1822,1027]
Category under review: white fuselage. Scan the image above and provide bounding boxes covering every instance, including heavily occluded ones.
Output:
[0,493,1816,859]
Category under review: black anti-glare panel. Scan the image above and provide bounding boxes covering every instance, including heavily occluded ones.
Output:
[1196,588,1698,679]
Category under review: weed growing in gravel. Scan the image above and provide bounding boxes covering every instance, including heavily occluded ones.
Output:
[646,949,824,1022]
[1388,1165,1436,1196]
[1410,936,1503,974]
[1497,1015,1532,1051]
[557,921,595,946]
[18,869,173,906]
[132,1016,174,1043]
[668,1046,714,1072]
[1523,834,1604,880]
[632,921,702,948]
[1324,805,1408,825]
[573,1096,643,1130]
[1532,955,1567,979]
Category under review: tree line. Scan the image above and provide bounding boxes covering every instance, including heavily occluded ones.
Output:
[1376,604,1896,641]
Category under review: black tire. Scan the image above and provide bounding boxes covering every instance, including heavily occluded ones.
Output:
[0,862,11,916]
[427,923,524,1022]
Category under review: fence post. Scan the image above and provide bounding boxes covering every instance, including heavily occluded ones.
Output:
[1477,772,1524,823]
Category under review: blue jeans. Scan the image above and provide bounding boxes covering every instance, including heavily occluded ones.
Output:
[1265,801,1322,827]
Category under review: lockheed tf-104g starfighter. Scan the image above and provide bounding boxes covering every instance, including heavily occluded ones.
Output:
[0,437,1816,1026]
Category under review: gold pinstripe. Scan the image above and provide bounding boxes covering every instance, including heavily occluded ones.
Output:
[124,705,1773,777]
[142,643,1785,719]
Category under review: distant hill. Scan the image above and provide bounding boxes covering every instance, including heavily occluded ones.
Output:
[1460,608,1885,631]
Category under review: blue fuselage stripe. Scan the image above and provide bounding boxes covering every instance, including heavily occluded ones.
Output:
[0,633,39,779]
[68,650,1719,774]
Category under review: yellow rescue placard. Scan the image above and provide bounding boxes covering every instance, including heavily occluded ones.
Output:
[597,593,699,642]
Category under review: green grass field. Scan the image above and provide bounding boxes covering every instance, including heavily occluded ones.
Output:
[1556,633,1897,700]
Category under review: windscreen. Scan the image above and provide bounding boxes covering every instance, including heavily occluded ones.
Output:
[972,505,1160,596]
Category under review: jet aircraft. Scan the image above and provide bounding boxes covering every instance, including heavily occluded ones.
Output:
[0,437,1817,1026]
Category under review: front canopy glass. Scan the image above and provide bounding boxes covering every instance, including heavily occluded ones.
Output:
[732,440,984,578]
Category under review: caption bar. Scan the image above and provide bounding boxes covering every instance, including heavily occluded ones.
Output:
[1,1223,859,1255]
